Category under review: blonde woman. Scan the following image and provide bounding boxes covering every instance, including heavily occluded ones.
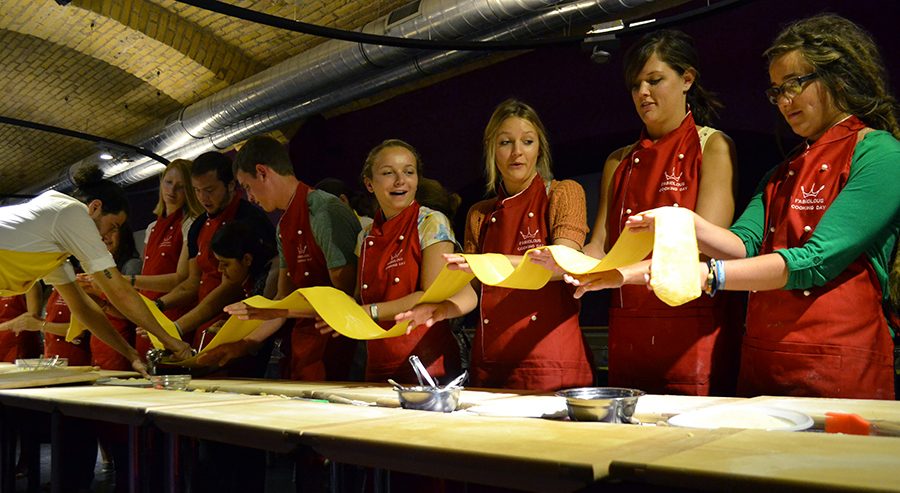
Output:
[446,99,594,392]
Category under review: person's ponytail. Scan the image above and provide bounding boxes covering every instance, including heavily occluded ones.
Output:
[687,82,724,127]
[71,165,129,216]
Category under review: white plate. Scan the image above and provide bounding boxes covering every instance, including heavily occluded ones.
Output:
[667,405,813,431]
[465,396,568,419]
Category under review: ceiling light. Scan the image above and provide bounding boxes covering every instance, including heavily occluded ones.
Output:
[587,20,625,35]
[629,19,656,28]
[99,152,114,160]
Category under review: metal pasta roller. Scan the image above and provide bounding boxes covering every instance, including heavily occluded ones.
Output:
[145,348,196,376]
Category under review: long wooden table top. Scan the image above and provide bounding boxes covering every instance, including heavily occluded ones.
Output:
[304,408,705,491]
[1,379,899,491]
[187,378,537,409]
[746,395,900,426]
[149,397,413,453]
[144,393,727,491]
[0,385,278,424]
[609,428,900,492]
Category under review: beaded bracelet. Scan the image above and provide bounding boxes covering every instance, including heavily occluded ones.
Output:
[704,258,718,297]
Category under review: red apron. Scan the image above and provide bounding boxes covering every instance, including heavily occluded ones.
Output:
[740,116,894,399]
[280,182,356,381]
[0,295,40,362]
[605,112,740,395]
[89,300,135,370]
[137,209,187,359]
[359,201,461,384]
[43,289,91,366]
[474,175,593,391]
[141,209,185,293]
[192,194,242,349]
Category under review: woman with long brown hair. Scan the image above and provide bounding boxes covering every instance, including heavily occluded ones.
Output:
[624,14,899,399]
[556,30,740,396]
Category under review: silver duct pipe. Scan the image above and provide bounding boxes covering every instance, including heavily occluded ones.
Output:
[25,0,661,193]
[177,0,572,139]
[115,0,658,186]
[23,0,568,193]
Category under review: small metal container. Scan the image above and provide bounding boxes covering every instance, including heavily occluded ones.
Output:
[150,374,191,391]
[555,387,644,423]
[397,386,461,413]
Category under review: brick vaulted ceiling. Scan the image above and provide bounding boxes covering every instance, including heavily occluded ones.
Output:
[0,0,414,196]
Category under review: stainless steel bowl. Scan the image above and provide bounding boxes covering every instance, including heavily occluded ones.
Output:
[150,374,191,391]
[396,386,461,413]
[555,387,645,423]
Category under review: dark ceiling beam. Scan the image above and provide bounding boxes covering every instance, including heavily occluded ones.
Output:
[178,0,746,51]
[0,115,169,166]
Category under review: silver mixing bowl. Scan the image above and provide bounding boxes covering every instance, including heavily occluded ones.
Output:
[555,387,645,423]
[396,386,461,413]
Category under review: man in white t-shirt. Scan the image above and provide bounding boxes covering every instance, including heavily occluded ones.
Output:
[0,185,192,371]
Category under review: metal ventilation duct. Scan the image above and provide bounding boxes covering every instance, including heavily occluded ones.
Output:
[24,0,661,193]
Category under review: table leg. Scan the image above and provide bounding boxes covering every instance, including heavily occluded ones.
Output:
[0,404,13,493]
[49,410,62,493]
[162,432,177,493]
[373,468,390,493]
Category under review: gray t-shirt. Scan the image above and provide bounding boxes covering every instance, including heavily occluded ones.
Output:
[278,189,360,270]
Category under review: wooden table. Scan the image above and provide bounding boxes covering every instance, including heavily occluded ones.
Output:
[148,396,410,453]
[2,380,900,492]
[609,427,900,492]
[0,384,279,493]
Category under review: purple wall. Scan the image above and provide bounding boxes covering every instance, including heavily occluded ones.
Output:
[286,0,899,202]
[127,0,900,325]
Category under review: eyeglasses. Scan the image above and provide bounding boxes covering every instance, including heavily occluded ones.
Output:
[765,72,818,105]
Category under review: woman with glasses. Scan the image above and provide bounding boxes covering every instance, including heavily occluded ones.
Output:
[625,14,899,399]
[539,30,740,396]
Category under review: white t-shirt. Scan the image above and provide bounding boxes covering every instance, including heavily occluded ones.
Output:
[0,191,115,285]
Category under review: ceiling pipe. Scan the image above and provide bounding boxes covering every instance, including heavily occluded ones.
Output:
[22,0,571,194]
[22,0,666,194]
[116,0,662,186]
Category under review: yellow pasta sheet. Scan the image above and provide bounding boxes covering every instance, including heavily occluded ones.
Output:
[65,316,86,342]
[141,294,187,346]
[534,206,701,306]
[146,206,698,365]
[65,294,180,343]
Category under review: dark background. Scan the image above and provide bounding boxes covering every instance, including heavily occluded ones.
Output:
[126,0,900,327]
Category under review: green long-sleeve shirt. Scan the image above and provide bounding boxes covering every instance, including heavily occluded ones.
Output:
[730,130,900,303]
